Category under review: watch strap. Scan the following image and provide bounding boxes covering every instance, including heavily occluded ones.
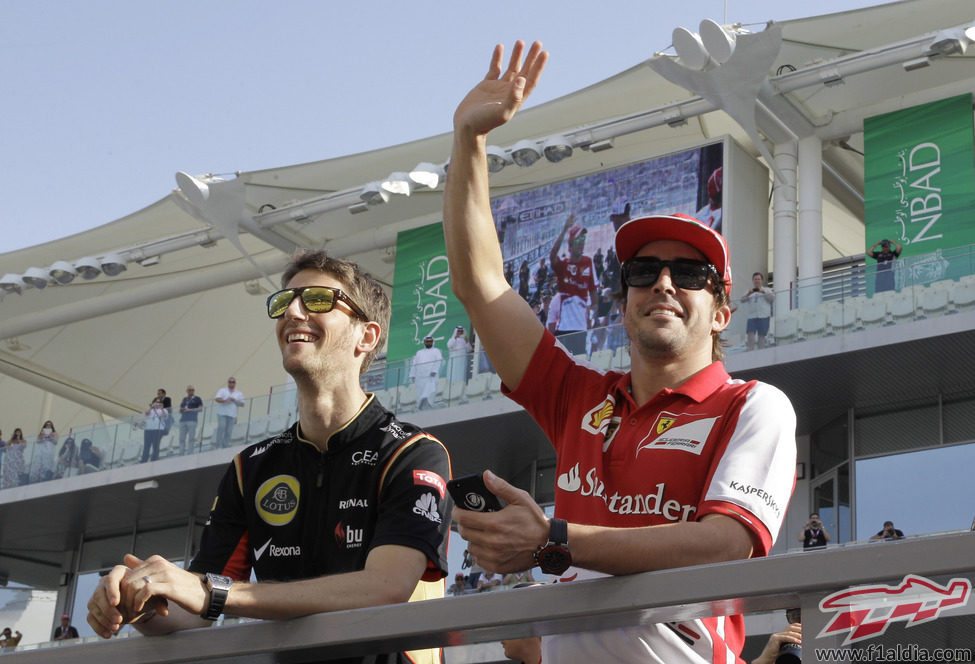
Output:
[548,517,568,546]
[202,573,231,620]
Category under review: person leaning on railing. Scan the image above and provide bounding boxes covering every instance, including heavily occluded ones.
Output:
[443,40,797,663]
[87,250,452,664]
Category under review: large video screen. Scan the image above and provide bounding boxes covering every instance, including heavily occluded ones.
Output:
[487,142,724,350]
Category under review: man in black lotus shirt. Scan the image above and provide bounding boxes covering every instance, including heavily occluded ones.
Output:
[87,251,452,664]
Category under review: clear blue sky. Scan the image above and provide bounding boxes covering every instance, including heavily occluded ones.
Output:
[0,0,882,254]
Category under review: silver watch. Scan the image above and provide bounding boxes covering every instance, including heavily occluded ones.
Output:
[201,572,233,620]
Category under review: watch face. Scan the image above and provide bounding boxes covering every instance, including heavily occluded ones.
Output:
[207,573,233,590]
[538,545,572,575]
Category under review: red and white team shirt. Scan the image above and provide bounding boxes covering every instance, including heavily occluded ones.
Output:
[505,331,797,663]
[553,256,596,332]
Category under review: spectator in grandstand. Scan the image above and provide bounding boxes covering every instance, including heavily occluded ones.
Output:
[447,326,472,387]
[444,40,796,663]
[868,238,902,293]
[86,250,451,664]
[518,260,531,300]
[177,385,204,455]
[0,627,22,649]
[533,258,549,298]
[740,272,774,350]
[797,513,831,550]
[549,213,596,355]
[448,573,468,596]
[869,520,905,541]
[56,436,79,477]
[156,388,174,436]
[1,428,26,488]
[31,420,58,482]
[750,621,801,664]
[593,247,605,280]
[697,167,723,233]
[411,336,443,410]
[213,377,244,448]
[52,614,79,640]
[141,397,168,463]
[502,568,535,589]
[477,570,501,592]
[78,438,103,473]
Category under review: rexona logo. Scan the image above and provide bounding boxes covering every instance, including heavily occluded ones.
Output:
[413,470,446,498]
[818,573,971,645]
[412,492,442,523]
[333,520,364,549]
[635,413,718,457]
[255,475,300,526]
[253,537,301,561]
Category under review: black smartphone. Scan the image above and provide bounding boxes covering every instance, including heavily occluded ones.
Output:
[447,473,503,512]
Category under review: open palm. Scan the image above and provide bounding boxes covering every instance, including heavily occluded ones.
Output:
[453,40,548,136]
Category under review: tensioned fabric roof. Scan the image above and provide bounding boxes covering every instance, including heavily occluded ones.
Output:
[0,0,972,431]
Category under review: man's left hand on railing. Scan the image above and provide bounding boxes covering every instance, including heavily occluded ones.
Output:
[87,553,209,638]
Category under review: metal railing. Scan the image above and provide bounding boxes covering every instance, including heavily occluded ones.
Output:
[2,531,972,662]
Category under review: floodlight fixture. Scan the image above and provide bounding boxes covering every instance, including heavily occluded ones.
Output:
[510,139,542,168]
[48,261,77,285]
[672,26,710,71]
[542,136,573,163]
[360,182,390,205]
[408,162,445,189]
[348,202,370,214]
[75,257,102,280]
[175,171,211,207]
[22,267,50,289]
[699,19,736,64]
[380,172,413,197]
[929,28,969,55]
[0,274,25,295]
[100,253,127,277]
[486,145,511,173]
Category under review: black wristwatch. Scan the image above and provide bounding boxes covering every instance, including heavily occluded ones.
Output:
[534,517,572,575]
[201,573,233,620]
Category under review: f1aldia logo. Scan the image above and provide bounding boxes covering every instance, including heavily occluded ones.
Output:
[818,574,970,645]
[255,475,300,526]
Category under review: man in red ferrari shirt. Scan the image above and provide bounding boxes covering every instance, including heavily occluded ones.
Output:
[443,41,796,663]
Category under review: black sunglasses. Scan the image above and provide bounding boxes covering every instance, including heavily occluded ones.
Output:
[621,257,717,290]
[266,286,369,321]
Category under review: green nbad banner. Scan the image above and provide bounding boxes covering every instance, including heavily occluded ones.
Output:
[387,222,470,385]
[864,93,975,289]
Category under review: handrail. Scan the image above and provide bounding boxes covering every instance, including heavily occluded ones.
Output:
[3,532,973,662]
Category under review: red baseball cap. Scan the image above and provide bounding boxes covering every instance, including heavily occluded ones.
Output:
[614,213,732,294]
[567,224,587,243]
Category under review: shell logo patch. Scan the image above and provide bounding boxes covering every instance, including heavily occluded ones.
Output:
[256,474,300,526]
[582,395,616,435]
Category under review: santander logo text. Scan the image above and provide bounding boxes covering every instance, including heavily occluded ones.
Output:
[818,573,970,645]
[556,463,696,520]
